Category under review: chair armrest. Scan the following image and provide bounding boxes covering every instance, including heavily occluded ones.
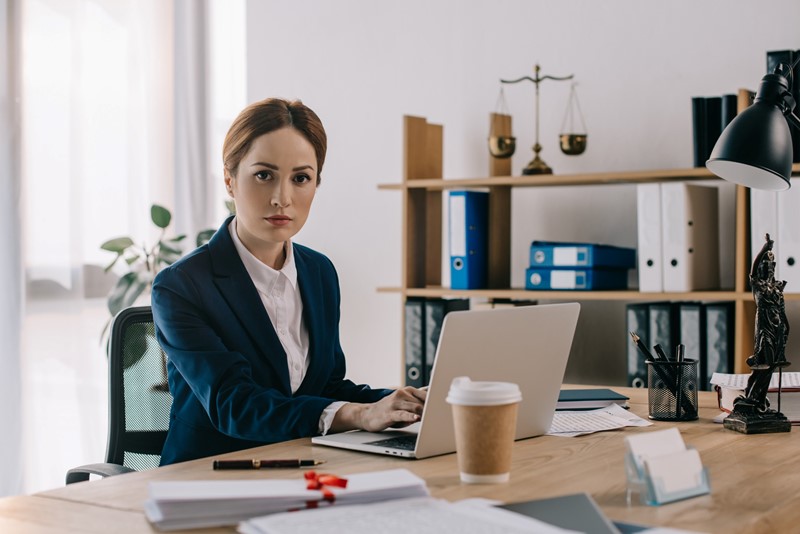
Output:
[65,463,136,484]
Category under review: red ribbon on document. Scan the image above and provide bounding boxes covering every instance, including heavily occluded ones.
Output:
[302,471,348,508]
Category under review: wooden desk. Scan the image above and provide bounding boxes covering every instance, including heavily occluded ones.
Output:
[5,388,800,533]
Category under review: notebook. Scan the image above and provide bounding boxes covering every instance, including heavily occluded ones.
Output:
[311,302,581,459]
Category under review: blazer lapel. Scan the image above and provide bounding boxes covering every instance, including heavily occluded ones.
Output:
[207,217,291,392]
[295,247,324,378]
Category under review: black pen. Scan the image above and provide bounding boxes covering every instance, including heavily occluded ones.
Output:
[213,459,326,470]
[653,344,669,361]
[629,332,654,361]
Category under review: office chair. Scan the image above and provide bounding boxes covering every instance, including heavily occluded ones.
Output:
[66,305,172,484]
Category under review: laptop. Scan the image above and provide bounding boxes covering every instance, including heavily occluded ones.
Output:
[311,302,580,459]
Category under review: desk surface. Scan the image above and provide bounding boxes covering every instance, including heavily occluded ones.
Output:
[5,387,800,533]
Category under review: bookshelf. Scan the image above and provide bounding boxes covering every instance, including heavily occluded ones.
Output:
[379,115,800,378]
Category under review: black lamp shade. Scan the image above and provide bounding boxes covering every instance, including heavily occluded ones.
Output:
[706,74,793,191]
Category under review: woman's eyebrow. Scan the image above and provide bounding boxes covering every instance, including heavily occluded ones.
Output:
[250,162,314,172]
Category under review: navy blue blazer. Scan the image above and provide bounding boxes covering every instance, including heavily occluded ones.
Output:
[152,216,392,465]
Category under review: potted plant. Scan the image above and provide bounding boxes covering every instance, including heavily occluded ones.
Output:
[99,202,232,374]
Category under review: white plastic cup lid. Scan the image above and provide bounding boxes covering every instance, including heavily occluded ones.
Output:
[445,376,522,406]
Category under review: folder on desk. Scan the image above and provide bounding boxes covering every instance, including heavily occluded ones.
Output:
[449,190,488,289]
[525,267,628,290]
[529,241,635,269]
[636,184,663,292]
[660,183,720,292]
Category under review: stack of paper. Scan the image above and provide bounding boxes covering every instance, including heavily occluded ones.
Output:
[144,468,429,531]
[239,497,573,534]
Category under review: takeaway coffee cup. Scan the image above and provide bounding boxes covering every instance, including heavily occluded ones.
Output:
[446,376,522,484]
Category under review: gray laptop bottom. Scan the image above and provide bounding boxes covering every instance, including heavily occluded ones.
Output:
[311,302,580,459]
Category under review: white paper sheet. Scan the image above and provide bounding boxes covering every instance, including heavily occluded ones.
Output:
[238,497,577,534]
[548,404,652,437]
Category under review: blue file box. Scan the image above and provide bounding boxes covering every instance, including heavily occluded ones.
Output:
[525,267,628,290]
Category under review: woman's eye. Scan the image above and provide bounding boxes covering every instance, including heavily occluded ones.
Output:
[254,171,272,181]
[294,173,311,183]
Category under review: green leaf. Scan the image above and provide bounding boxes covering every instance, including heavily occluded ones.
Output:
[168,234,187,242]
[125,254,141,265]
[151,205,172,229]
[225,199,236,215]
[101,237,134,253]
[158,242,182,255]
[103,254,121,273]
[107,272,149,316]
[196,229,215,247]
[157,249,181,266]
[121,322,155,370]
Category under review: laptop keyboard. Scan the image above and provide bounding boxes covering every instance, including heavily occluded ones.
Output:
[365,434,418,451]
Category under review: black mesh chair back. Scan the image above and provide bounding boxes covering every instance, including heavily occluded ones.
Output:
[107,305,172,470]
[66,305,172,483]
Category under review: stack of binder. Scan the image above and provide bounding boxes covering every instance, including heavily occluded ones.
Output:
[525,241,636,290]
[636,183,720,292]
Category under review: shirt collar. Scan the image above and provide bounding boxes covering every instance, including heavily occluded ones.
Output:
[228,217,298,292]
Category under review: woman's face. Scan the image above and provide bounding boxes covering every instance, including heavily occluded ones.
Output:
[226,127,318,259]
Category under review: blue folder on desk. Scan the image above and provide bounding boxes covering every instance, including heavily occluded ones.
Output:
[529,241,636,269]
[525,267,628,290]
[449,191,488,289]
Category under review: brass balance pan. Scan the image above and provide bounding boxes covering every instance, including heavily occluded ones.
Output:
[488,135,516,158]
[559,133,587,155]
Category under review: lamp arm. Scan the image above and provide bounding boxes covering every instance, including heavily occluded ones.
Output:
[787,112,800,133]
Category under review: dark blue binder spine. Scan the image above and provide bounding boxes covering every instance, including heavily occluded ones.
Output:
[626,303,650,388]
[404,298,425,387]
[449,191,489,289]
[423,298,470,386]
[703,302,734,391]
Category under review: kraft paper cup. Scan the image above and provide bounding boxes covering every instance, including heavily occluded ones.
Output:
[446,376,522,484]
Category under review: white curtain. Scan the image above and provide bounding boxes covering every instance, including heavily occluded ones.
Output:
[22,0,175,295]
[174,0,213,242]
[19,0,175,493]
[0,0,23,498]
[15,0,244,494]
[173,0,246,241]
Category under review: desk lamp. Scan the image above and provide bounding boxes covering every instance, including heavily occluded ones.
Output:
[706,56,799,434]
[707,56,800,191]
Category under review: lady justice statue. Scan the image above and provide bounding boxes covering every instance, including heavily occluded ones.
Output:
[724,234,792,434]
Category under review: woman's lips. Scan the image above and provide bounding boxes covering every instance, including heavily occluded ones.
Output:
[266,216,291,227]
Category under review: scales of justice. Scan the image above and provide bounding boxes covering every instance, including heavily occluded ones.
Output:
[724,233,792,434]
[490,64,588,175]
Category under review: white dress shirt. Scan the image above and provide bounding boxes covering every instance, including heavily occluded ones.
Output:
[228,219,344,434]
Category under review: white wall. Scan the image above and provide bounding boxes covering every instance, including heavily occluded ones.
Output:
[246,0,800,387]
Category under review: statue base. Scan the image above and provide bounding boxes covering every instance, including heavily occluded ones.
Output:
[723,408,791,434]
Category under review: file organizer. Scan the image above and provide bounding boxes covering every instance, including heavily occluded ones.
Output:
[624,428,710,506]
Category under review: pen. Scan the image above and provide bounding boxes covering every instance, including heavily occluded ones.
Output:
[653,344,669,361]
[629,332,654,361]
[212,459,326,470]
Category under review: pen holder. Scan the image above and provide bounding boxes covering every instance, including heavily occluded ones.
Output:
[646,359,699,421]
[624,448,711,506]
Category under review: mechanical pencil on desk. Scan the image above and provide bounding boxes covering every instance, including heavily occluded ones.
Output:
[212,459,326,470]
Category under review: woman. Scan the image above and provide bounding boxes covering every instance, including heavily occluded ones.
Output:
[152,98,426,465]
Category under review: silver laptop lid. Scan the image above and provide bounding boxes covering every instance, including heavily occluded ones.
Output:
[414,302,580,459]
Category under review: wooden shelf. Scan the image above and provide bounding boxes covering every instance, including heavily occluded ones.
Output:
[384,115,800,383]
[378,286,747,301]
[379,163,800,190]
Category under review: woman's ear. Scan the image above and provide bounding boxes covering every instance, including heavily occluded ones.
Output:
[224,171,234,198]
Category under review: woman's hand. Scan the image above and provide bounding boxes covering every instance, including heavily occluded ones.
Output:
[331,387,427,433]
